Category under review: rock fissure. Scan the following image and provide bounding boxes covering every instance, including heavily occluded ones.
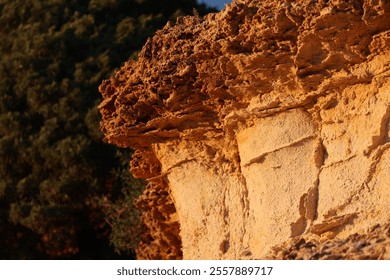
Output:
[243,134,317,167]
[365,142,390,186]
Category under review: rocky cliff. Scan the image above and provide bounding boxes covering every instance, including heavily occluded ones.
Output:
[98,0,390,259]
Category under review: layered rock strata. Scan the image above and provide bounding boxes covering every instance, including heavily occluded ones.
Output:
[99,0,390,259]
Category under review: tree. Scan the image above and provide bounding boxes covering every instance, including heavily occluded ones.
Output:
[0,0,214,259]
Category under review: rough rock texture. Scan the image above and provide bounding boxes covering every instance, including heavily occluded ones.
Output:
[99,0,390,259]
[267,223,390,260]
[131,148,182,259]
[134,181,182,260]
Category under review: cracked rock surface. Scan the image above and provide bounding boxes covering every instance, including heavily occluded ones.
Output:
[99,0,390,259]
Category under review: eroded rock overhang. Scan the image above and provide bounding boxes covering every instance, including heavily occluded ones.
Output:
[99,0,390,259]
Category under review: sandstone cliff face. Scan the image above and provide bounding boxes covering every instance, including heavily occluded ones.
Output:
[99,0,390,259]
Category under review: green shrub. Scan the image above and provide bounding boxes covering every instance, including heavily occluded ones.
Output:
[0,0,214,259]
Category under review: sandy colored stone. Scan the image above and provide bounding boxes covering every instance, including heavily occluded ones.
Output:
[99,0,390,259]
[267,223,390,260]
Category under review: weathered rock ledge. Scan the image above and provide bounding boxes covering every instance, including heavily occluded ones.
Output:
[99,0,390,259]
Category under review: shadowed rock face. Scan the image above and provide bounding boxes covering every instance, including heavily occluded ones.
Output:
[99,0,390,259]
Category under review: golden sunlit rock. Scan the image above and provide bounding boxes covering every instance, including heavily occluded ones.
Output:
[99,0,390,259]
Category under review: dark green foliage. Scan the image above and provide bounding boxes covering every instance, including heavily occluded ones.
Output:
[0,0,214,259]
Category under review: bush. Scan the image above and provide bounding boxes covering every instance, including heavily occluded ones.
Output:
[0,0,214,259]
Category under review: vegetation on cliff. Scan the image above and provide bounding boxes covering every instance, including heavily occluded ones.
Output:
[0,0,214,259]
